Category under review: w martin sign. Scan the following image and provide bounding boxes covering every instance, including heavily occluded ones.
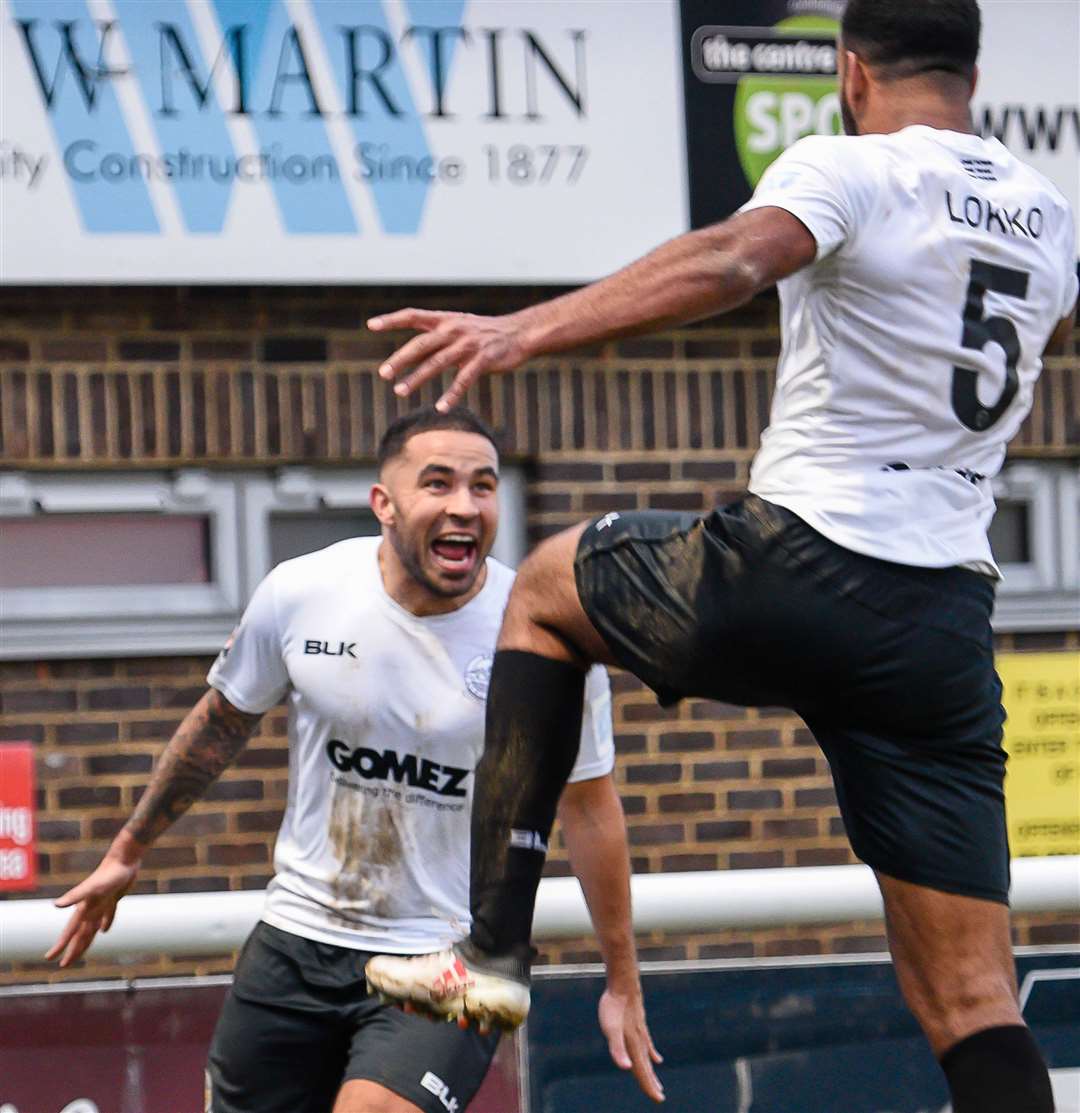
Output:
[0,0,687,282]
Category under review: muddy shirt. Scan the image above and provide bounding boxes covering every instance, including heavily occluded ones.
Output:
[207,537,614,953]
[741,126,1077,575]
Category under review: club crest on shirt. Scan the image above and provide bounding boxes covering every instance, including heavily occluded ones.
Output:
[464,654,493,700]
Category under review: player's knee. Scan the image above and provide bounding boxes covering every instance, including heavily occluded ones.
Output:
[500,561,549,641]
[520,523,582,578]
[506,527,582,616]
[498,523,605,663]
[511,543,552,598]
[333,1080,423,1113]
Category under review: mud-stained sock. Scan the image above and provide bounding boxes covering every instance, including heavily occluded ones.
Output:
[940,1024,1054,1113]
[469,649,586,959]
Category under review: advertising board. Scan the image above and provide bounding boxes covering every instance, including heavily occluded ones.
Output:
[3,1,1076,281]
[1,953,1076,1112]
[678,0,1079,255]
[0,0,687,282]
[0,742,36,892]
[1000,652,1080,858]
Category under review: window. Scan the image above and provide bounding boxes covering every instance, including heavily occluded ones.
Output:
[269,510,380,567]
[988,502,1031,566]
[989,464,1058,594]
[0,472,241,659]
[1059,465,1080,594]
[241,467,526,600]
[241,469,381,594]
[0,514,211,588]
[990,462,1080,632]
[0,467,528,660]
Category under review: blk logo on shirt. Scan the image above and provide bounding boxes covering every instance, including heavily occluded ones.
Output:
[304,640,357,658]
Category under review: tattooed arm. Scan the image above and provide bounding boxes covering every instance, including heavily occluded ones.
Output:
[124,688,262,845]
[46,688,263,967]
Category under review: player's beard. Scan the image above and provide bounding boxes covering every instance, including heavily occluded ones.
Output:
[840,87,859,135]
[385,521,480,600]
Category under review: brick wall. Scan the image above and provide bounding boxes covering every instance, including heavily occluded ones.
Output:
[1,286,1077,983]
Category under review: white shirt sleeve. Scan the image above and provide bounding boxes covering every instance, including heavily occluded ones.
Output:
[739,135,876,260]
[567,664,616,782]
[207,571,290,714]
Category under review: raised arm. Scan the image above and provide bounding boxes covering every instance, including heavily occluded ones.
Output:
[369,206,816,412]
[558,773,665,1104]
[46,687,263,967]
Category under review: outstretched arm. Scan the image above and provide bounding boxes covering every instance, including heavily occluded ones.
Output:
[46,688,263,967]
[369,206,816,411]
[559,773,665,1104]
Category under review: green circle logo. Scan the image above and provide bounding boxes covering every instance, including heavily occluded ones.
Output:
[733,15,841,188]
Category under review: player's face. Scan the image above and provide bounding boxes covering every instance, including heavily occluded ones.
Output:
[373,429,500,606]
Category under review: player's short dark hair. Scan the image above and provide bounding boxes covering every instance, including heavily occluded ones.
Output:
[841,0,981,80]
[377,406,499,474]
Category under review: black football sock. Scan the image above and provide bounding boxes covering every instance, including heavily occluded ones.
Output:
[940,1024,1055,1113]
[469,649,586,959]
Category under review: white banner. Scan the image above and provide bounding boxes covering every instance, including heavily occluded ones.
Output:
[975,0,1079,257]
[0,0,687,283]
[1,0,1075,283]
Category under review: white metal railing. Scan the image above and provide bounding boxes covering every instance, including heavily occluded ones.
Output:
[2,858,1077,963]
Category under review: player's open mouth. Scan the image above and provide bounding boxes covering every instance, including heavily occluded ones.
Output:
[430,533,478,574]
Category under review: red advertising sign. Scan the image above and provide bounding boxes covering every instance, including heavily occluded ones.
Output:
[0,742,36,891]
[0,980,522,1113]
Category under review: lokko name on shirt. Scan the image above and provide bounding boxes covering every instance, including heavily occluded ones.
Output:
[945,190,1044,238]
[326,740,470,798]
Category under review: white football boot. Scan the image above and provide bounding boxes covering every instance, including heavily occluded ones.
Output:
[365,940,531,1033]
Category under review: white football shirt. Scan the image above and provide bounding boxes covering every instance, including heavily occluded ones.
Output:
[207,538,615,953]
[741,126,1078,574]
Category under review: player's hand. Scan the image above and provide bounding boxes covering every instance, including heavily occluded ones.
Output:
[598,984,665,1103]
[45,852,139,967]
[367,309,532,412]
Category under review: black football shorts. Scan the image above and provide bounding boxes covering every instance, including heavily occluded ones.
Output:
[574,495,1009,903]
[207,922,499,1113]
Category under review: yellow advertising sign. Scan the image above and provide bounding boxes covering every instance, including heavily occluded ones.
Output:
[1000,652,1080,857]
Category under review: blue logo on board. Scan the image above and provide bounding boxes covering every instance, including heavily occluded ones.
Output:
[9,0,585,235]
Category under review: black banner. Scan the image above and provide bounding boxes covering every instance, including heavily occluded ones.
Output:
[529,951,1080,1112]
[680,1,844,227]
